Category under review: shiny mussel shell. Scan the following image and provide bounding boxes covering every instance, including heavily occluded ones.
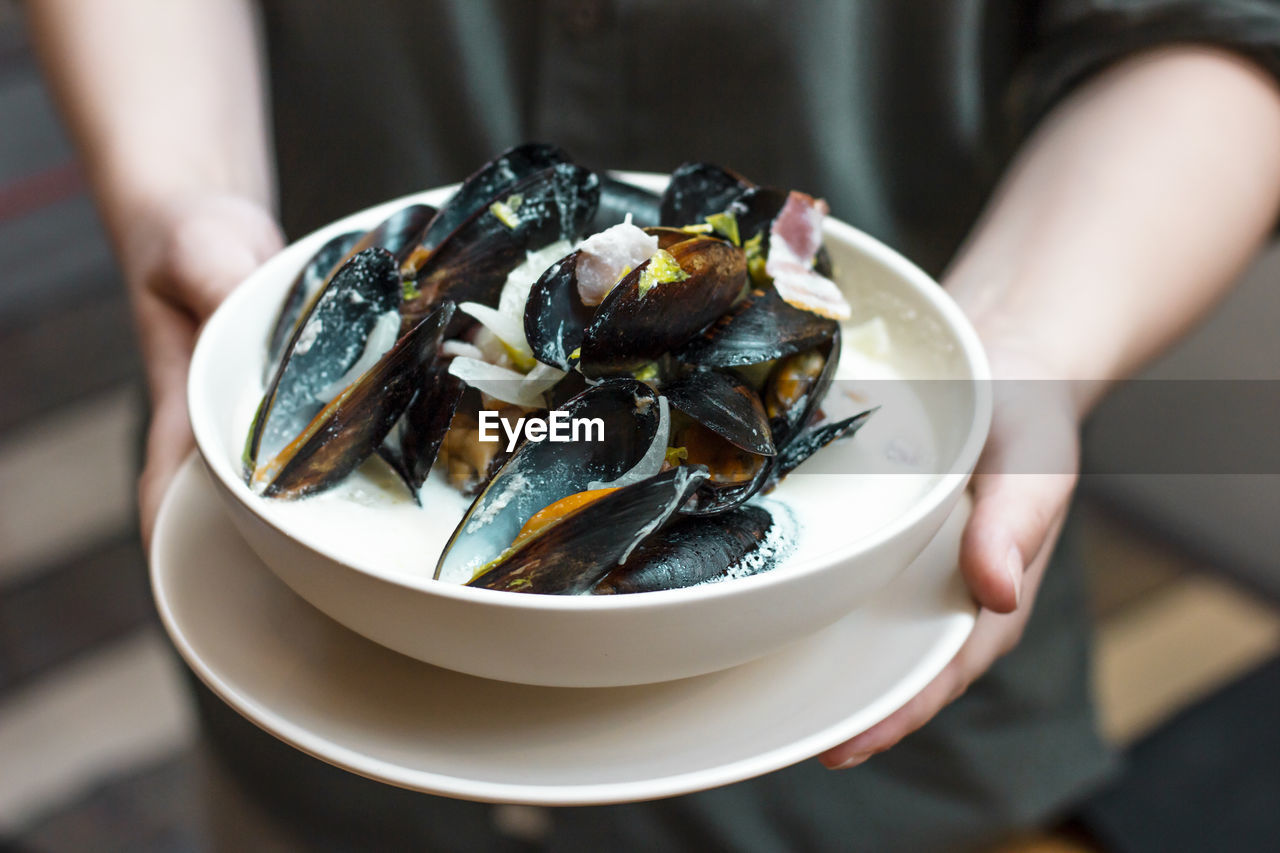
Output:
[246,248,401,481]
[664,370,775,457]
[659,162,752,227]
[403,163,600,330]
[579,236,746,377]
[678,287,838,369]
[467,466,708,594]
[594,505,774,594]
[403,142,569,270]
[523,249,591,370]
[589,175,661,231]
[257,303,455,499]
[264,229,362,380]
[434,378,661,582]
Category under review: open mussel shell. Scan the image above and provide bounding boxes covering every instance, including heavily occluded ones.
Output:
[264,230,363,380]
[434,378,661,582]
[246,248,402,479]
[659,162,753,226]
[728,185,789,248]
[523,249,591,370]
[589,175,661,231]
[354,203,438,268]
[765,324,842,449]
[380,359,467,497]
[404,162,600,330]
[664,370,775,457]
[468,466,709,594]
[579,236,746,377]
[594,505,774,594]
[771,407,876,483]
[407,143,569,266]
[669,415,773,517]
[257,302,455,499]
[677,287,838,368]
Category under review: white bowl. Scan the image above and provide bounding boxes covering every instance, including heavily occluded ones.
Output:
[188,172,991,688]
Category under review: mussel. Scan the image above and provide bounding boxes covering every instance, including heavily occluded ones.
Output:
[434,378,663,583]
[594,505,775,594]
[402,161,600,330]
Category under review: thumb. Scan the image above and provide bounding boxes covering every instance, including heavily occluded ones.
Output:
[959,381,1079,612]
[960,470,1075,613]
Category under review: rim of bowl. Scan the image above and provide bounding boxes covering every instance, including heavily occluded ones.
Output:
[189,171,992,613]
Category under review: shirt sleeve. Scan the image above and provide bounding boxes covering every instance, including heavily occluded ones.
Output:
[1009,0,1280,134]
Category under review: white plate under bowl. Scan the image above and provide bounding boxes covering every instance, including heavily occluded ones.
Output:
[152,455,975,805]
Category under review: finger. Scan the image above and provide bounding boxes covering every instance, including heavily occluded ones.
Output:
[960,469,1074,613]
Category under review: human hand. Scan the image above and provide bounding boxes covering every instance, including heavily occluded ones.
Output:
[121,194,283,549]
[819,344,1081,769]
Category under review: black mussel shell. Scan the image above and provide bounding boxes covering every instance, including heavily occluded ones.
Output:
[590,175,661,231]
[435,378,661,581]
[678,288,838,369]
[390,359,467,494]
[524,250,592,370]
[354,203,438,268]
[264,230,363,381]
[660,162,753,226]
[579,236,746,377]
[664,370,775,457]
[771,408,876,483]
[728,186,789,249]
[594,505,774,594]
[766,325,842,449]
[408,143,569,265]
[404,163,600,330]
[258,303,455,499]
[246,248,402,479]
[468,466,709,594]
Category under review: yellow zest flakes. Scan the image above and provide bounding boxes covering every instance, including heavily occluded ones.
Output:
[568,346,582,362]
[401,277,421,301]
[637,249,689,297]
[743,232,768,284]
[664,446,689,466]
[705,211,741,246]
[504,577,533,591]
[680,222,714,234]
[631,362,660,382]
[489,193,524,229]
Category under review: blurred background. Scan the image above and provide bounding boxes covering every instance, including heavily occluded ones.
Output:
[1,0,1277,850]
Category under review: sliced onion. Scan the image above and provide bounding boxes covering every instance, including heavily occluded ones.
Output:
[447,356,565,408]
[458,301,534,369]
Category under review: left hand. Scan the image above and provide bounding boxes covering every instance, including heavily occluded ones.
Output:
[819,343,1080,769]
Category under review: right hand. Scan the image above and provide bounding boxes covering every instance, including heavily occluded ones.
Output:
[120,194,283,549]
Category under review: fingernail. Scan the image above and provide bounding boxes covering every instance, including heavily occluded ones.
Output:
[1006,545,1023,607]
[827,752,873,770]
